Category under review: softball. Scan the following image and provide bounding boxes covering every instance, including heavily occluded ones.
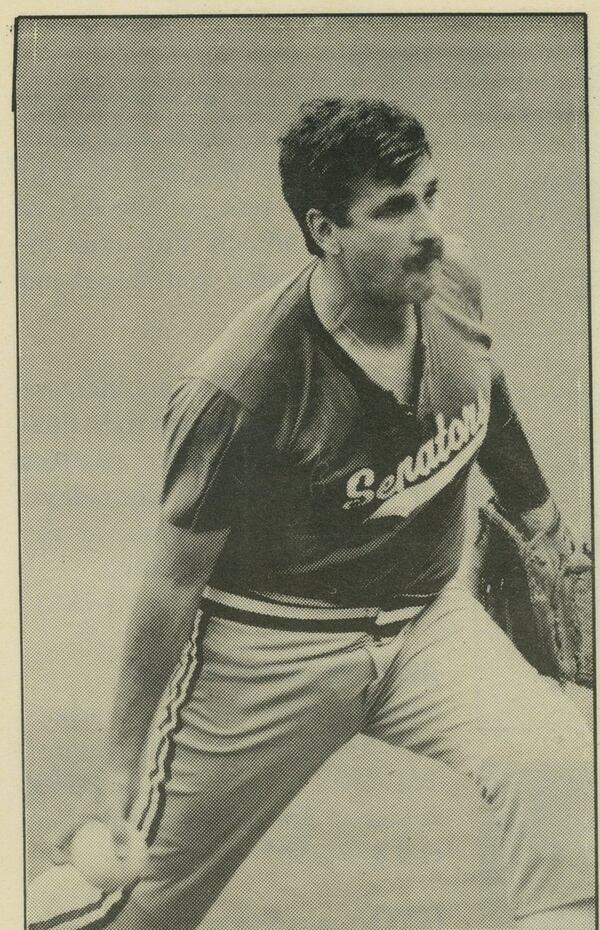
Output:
[69,820,147,892]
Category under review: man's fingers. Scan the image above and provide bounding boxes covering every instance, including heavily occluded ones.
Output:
[111,824,131,860]
[47,821,85,863]
[50,845,71,866]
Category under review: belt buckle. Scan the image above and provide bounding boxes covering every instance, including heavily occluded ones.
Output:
[372,612,400,643]
[374,606,396,628]
[371,608,397,645]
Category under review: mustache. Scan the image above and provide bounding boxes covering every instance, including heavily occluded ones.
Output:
[405,240,444,270]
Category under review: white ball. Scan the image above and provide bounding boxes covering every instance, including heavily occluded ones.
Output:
[69,820,147,892]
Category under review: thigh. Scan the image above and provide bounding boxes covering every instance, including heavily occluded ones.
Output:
[140,616,371,846]
[33,617,373,930]
[363,588,595,919]
[364,586,591,770]
[121,616,372,929]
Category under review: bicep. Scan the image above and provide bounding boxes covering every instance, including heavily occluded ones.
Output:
[146,519,230,587]
[161,378,251,535]
[137,377,253,586]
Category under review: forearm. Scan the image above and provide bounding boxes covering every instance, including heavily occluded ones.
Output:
[104,522,228,778]
[479,366,549,520]
[106,573,202,770]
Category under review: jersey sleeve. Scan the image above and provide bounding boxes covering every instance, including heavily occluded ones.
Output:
[442,244,550,517]
[161,378,254,533]
[478,362,550,519]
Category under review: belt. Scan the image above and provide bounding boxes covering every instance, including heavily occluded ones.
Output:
[201,586,435,637]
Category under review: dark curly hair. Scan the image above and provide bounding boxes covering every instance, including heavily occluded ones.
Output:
[278,98,430,257]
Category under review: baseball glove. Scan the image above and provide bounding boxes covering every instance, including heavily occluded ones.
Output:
[477,499,594,688]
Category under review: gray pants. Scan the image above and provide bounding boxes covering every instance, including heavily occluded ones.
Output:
[36,587,594,929]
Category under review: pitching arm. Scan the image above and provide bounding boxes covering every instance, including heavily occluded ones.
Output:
[105,378,254,812]
[105,522,228,797]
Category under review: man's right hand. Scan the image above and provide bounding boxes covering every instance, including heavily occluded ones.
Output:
[47,765,137,867]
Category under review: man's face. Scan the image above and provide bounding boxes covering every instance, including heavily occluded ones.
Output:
[334,156,444,308]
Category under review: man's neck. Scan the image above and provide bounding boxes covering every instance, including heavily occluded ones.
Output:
[309,259,415,348]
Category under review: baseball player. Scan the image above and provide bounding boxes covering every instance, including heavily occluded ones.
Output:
[38,99,594,930]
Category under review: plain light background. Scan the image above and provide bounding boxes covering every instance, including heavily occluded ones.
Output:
[16,14,590,718]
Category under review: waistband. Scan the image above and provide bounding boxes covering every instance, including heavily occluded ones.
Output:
[201,586,436,636]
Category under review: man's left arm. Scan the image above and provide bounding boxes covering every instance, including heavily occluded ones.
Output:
[478,362,571,544]
[476,362,594,688]
[440,243,567,539]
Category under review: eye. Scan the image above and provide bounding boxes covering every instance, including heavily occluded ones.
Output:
[382,203,410,218]
[372,196,413,219]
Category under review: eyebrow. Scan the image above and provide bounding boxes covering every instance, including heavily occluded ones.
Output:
[368,177,439,219]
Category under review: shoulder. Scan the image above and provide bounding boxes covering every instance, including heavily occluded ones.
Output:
[163,377,243,440]
[439,237,482,319]
[184,263,316,411]
[162,378,248,474]
[424,236,490,349]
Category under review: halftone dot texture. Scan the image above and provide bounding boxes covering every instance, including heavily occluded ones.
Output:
[16,15,592,930]
[25,597,594,930]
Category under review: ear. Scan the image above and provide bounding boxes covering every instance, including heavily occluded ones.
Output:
[305,208,342,257]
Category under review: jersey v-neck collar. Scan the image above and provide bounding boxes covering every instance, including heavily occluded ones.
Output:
[300,273,429,421]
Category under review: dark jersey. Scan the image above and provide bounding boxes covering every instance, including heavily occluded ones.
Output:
[162,262,548,609]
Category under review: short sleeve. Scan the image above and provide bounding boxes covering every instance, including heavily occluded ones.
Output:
[161,378,253,532]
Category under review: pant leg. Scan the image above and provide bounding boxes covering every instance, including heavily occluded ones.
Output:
[33,615,373,930]
[362,587,595,921]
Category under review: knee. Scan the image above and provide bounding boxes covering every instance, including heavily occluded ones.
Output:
[487,727,594,846]
[508,723,592,808]
[484,731,595,917]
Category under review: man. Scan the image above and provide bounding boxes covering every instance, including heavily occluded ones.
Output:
[41,98,594,930]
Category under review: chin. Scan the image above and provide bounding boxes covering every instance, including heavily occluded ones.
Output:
[369,266,432,307]
[365,275,434,309]
[400,282,434,306]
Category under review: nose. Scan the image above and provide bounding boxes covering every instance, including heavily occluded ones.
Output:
[411,203,443,248]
